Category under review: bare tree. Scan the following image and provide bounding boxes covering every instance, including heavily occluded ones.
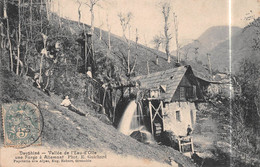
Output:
[76,0,83,27]
[161,2,172,63]
[130,28,138,74]
[29,0,33,40]
[57,0,62,29]
[84,0,102,35]
[180,45,191,60]
[16,0,21,75]
[151,34,164,65]
[118,12,133,75]
[144,35,150,74]
[4,0,14,72]
[207,53,212,76]
[40,0,43,32]
[98,10,103,40]
[173,12,180,63]
[106,13,111,51]
[45,0,51,21]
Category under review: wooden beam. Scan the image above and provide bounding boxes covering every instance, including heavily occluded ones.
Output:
[191,137,194,153]
[148,101,153,135]
[160,101,165,131]
[151,102,163,121]
[178,139,181,152]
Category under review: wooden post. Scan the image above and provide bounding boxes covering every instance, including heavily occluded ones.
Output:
[148,100,154,135]
[178,139,181,152]
[84,32,87,73]
[191,137,194,153]
[160,101,164,131]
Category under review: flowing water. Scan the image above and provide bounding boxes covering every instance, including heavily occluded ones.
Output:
[118,100,139,135]
[118,100,155,144]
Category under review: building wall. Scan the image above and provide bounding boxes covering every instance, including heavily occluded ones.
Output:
[162,102,197,136]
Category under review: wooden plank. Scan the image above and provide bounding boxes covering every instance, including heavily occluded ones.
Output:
[151,102,163,121]
[180,143,192,146]
[160,101,165,131]
[149,101,153,135]
[178,139,182,152]
[191,137,194,153]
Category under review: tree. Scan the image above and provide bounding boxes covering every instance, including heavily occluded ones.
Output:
[173,12,179,63]
[98,10,103,40]
[84,0,102,35]
[151,34,164,65]
[16,0,21,75]
[144,35,149,74]
[76,0,83,27]
[231,57,260,165]
[161,2,172,63]
[4,0,14,72]
[118,12,133,75]
[106,13,111,51]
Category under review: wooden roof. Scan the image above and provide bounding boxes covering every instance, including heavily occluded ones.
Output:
[133,66,190,102]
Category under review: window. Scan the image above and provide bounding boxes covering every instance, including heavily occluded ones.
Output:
[176,111,181,122]
[150,89,160,98]
[193,85,196,97]
[186,85,197,99]
[180,87,185,99]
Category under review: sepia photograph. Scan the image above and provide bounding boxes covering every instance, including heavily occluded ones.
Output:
[0,0,260,166]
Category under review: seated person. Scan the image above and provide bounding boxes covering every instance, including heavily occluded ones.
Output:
[61,96,88,117]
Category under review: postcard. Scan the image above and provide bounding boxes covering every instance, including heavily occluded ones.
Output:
[1,0,260,167]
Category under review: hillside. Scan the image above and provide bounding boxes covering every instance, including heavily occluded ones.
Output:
[0,67,196,167]
[57,17,212,81]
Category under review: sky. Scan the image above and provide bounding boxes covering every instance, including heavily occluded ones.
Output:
[53,0,260,49]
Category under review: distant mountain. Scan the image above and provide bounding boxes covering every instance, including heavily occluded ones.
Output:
[171,21,260,73]
[198,26,241,51]
[210,19,260,72]
[171,26,242,72]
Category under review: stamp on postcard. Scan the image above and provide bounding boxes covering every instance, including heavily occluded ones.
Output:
[2,101,43,148]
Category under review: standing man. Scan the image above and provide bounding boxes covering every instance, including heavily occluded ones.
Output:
[187,125,193,136]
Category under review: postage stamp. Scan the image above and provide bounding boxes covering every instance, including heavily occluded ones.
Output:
[2,101,43,148]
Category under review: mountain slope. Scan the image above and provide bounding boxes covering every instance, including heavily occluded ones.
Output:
[171,26,242,72]
[210,19,260,72]
[198,26,241,51]
[174,19,260,73]
[59,17,212,81]
[0,67,196,167]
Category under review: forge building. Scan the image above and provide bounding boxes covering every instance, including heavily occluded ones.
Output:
[134,65,204,137]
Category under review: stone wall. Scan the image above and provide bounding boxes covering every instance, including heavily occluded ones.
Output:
[163,102,197,136]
